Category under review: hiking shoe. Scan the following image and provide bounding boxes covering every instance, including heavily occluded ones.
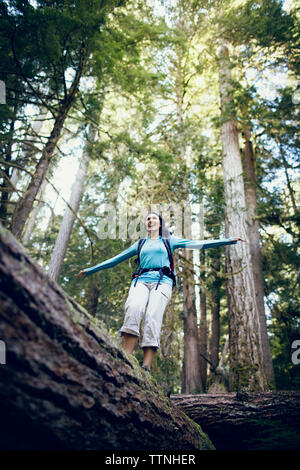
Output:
[142,365,151,374]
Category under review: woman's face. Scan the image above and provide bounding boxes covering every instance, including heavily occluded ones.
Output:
[145,213,160,233]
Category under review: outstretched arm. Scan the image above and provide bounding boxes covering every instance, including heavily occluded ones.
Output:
[77,240,139,278]
[170,236,245,251]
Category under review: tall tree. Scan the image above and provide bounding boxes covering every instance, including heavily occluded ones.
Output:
[218,39,268,391]
[174,12,203,394]
[9,106,49,199]
[47,126,94,282]
[209,252,222,370]
[10,44,86,238]
[22,177,48,245]
[241,121,275,388]
[199,249,207,389]
[9,0,125,239]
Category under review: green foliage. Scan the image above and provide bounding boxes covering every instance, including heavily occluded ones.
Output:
[219,0,294,47]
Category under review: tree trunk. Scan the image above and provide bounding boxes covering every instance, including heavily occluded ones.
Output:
[48,126,93,282]
[87,279,101,317]
[11,51,85,240]
[181,224,203,394]
[22,177,48,245]
[242,124,275,388]
[171,392,300,450]
[0,224,214,451]
[182,252,203,393]
[199,250,207,389]
[180,211,202,394]
[218,40,268,391]
[175,45,203,394]
[278,142,298,215]
[8,107,48,204]
[209,253,221,370]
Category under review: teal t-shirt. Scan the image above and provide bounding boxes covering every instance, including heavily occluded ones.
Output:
[84,235,238,286]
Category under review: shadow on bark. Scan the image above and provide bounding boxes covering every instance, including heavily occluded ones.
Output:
[0,224,214,451]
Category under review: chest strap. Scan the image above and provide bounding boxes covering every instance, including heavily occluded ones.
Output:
[132,266,173,290]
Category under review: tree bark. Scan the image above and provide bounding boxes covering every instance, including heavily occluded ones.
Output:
[278,142,298,216]
[209,254,222,370]
[22,177,48,245]
[87,279,101,317]
[199,250,207,389]
[182,253,203,393]
[242,124,275,388]
[171,392,300,450]
[0,224,214,451]
[218,40,268,391]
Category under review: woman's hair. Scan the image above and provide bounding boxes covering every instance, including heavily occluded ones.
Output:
[146,212,171,238]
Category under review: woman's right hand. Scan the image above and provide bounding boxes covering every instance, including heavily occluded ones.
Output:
[77,269,87,278]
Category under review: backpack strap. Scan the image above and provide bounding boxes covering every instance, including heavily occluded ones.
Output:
[132,238,147,286]
[162,238,176,288]
[137,238,146,266]
[161,238,174,271]
[132,237,176,289]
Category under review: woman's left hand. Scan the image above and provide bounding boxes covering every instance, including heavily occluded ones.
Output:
[77,269,87,278]
[231,237,246,242]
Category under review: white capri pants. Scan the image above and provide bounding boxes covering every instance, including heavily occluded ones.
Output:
[118,281,172,349]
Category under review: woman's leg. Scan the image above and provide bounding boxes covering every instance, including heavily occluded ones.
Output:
[119,282,149,353]
[141,283,172,370]
[142,347,156,369]
[123,333,138,355]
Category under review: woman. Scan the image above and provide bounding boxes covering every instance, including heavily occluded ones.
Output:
[78,212,244,373]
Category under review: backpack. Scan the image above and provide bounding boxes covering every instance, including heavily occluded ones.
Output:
[131,237,177,289]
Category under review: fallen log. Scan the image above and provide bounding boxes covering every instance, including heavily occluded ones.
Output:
[170,392,300,450]
[0,224,214,451]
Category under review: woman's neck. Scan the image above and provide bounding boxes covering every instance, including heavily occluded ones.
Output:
[149,231,160,240]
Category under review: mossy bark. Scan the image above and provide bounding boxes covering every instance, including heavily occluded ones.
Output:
[171,391,300,450]
[0,224,214,450]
